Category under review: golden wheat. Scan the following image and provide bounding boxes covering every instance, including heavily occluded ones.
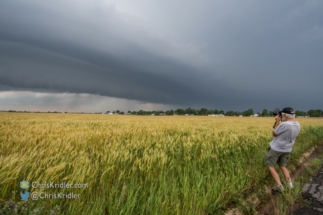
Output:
[0,113,322,214]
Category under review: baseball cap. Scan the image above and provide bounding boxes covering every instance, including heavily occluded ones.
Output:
[280,107,295,114]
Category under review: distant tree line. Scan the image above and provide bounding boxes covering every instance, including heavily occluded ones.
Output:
[4,108,322,117]
[106,108,323,117]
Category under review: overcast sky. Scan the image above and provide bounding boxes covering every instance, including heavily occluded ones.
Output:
[0,0,322,112]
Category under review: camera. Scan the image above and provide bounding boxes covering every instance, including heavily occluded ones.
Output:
[273,111,282,118]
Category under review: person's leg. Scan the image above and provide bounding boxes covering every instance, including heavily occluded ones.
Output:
[266,149,284,190]
[268,166,282,185]
[280,166,292,187]
[278,152,293,188]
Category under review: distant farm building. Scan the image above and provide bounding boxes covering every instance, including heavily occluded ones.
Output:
[208,114,225,117]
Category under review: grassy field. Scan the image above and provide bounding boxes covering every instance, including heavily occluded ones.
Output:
[0,113,323,214]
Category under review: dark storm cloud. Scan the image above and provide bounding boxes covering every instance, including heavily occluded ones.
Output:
[0,40,227,106]
[0,91,173,112]
[0,0,322,111]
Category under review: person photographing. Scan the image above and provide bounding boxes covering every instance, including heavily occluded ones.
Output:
[265,107,301,193]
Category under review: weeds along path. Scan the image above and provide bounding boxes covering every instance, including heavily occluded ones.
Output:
[292,143,323,215]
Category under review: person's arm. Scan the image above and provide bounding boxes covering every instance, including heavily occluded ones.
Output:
[272,115,281,137]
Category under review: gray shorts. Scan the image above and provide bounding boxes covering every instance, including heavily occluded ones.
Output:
[265,148,290,167]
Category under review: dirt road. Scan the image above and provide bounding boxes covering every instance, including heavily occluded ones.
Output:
[293,164,323,214]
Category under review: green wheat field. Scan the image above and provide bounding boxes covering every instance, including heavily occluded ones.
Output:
[1,113,323,214]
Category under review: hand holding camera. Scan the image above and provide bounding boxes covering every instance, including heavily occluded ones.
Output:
[272,112,282,128]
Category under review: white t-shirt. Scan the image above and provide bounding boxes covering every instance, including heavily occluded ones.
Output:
[270,121,301,152]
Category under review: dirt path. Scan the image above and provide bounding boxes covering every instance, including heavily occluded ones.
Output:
[292,162,323,214]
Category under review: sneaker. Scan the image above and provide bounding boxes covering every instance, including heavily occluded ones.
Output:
[271,184,284,195]
[289,182,293,189]
[277,184,285,191]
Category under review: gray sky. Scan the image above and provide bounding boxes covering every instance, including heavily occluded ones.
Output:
[0,0,322,112]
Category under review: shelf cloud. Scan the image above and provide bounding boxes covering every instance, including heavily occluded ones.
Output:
[1,0,322,112]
